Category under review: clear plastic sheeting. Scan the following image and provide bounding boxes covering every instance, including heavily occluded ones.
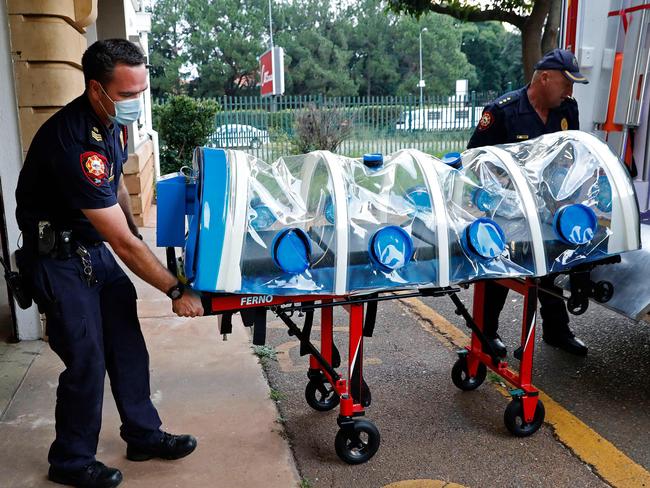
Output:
[239,152,337,294]
[464,130,639,275]
[339,150,439,292]
[156,130,640,296]
[436,152,536,283]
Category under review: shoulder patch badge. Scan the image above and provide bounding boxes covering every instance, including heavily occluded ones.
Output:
[91,127,102,142]
[561,117,568,131]
[478,111,494,131]
[80,151,109,186]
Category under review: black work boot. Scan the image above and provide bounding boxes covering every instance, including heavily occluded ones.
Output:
[126,432,197,462]
[543,328,588,356]
[48,461,122,488]
[484,334,507,358]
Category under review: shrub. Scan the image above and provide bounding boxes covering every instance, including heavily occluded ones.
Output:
[292,103,353,154]
[153,95,219,174]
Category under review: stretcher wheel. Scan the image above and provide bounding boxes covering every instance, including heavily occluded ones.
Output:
[593,281,613,303]
[567,295,589,315]
[451,356,487,391]
[335,419,380,464]
[305,380,340,412]
[504,398,545,437]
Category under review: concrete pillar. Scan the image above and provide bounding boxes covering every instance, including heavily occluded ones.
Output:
[3,0,97,339]
[0,2,40,340]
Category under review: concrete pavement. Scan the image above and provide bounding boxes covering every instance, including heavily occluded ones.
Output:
[0,222,300,487]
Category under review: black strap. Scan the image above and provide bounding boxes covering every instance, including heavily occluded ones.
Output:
[220,312,233,335]
[252,308,267,346]
[363,294,378,337]
[299,303,315,356]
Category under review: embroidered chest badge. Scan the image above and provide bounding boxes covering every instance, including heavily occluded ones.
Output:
[478,111,494,131]
[80,151,109,186]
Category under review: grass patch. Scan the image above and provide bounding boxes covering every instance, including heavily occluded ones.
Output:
[487,371,506,387]
[299,478,313,488]
[269,388,286,402]
[252,345,277,361]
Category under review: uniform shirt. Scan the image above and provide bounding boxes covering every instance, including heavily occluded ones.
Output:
[467,85,579,149]
[16,94,129,244]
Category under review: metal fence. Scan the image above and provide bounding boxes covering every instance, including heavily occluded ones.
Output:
[205,93,497,160]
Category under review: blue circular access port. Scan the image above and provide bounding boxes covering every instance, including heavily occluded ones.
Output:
[363,153,383,168]
[463,218,506,260]
[369,225,414,272]
[442,152,463,169]
[596,175,612,213]
[271,228,312,274]
[250,203,277,231]
[324,195,336,224]
[472,188,496,213]
[406,186,432,213]
[553,204,598,245]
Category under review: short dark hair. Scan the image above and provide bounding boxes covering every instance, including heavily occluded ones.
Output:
[82,39,146,87]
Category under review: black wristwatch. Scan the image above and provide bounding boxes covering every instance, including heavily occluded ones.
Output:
[166,281,185,300]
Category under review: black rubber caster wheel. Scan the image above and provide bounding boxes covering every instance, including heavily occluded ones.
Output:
[451,356,487,391]
[305,380,340,412]
[335,419,380,464]
[567,295,589,315]
[504,398,545,437]
[593,281,614,303]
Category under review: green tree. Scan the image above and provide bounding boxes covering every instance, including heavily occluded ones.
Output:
[274,0,358,96]
[154,95,219,174]
[387,0,562,82]
[392,13,477,96]
[184,0,268,97]
[346,0,402,97]
[460,22,524,91]
[149,0,189,99]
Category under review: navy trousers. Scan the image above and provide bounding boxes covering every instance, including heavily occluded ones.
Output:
[483,275,571,338]
[28,244,162,471]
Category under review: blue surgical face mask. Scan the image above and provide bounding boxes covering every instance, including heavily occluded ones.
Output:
[99,83,143,125]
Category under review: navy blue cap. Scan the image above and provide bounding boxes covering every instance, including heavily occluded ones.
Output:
[363,153,383,168]
[534,49,588,84]
[442,152,463,169]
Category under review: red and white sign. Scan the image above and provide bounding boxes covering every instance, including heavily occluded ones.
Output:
[259,47,285,97]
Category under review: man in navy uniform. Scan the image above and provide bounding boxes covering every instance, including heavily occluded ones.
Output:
[16,39,204,488]
[467,48,589,357]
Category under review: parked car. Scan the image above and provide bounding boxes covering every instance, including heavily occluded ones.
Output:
[395,106,484,131]
[211,124,270,149]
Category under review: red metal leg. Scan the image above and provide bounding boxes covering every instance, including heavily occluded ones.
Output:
[311,300,333,371]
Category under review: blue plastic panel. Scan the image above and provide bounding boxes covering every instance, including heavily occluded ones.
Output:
[156,173,187,247]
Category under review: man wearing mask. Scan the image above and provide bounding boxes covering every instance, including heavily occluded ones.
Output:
[16,39,204,488]
[467,48,589,357]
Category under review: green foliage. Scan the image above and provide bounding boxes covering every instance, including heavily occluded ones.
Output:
[460,22,524,91]
[148,0,520,98]
[269,388,286,402]
[153,95,219,174]
[185,0,268,97]
[252,345,278,360]
[292,104,353,153]
[149,0,188,99]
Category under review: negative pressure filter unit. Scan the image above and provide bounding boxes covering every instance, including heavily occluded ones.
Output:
[156,131,640,296]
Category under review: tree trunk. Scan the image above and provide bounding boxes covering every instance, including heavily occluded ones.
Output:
[521,0,552,82]
[541,0,562,54]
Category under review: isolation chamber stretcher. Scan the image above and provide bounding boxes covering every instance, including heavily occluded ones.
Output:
[156,130,640,464]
